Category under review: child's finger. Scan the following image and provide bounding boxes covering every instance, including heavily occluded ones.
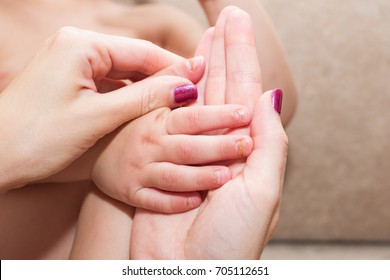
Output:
[165,104,251,135]
[131,188,202,214]
[159,135,253,164]
[152,56,206,85]
[142,163,231,192]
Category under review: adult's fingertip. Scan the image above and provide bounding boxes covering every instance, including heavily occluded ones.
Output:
[259,89,284,117]
[271,88,283,115]
[173,83,198,104]
[251,89,286,140]
[97,76,199,128]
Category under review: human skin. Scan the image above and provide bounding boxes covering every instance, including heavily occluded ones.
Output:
[54,103,254,214]
[0,0,296,125]
[129,7,288,260]
[0,27,200,192]
[0,1,293,259]
[198,0,297,125]
[69,7,288,260]
[0,0,204,91]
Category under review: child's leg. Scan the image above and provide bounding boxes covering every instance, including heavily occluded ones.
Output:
[0,181,87,259]
[69,183,134,259]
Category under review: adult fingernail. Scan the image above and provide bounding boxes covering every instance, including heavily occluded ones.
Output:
[174,84,198,103]
[271,88,283,114]
[188,56,204,71]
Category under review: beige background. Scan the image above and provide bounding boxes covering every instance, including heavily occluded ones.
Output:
[261,0,390,242]
[153,0,390,257]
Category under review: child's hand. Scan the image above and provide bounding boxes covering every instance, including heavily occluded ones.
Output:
[91,104,253,213]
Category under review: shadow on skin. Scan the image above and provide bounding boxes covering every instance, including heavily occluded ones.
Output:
[0,181,88,259]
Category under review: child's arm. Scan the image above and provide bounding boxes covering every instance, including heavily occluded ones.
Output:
[198,0,297,125]
[156,4,205,58]
[69,183,134,260]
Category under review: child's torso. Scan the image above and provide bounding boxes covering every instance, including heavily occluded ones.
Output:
[0,1,171,91]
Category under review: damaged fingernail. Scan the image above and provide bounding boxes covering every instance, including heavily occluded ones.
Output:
[213,169,229,186]
[234,108,251,125]
[236,138,251,157]
[188,56,205,71]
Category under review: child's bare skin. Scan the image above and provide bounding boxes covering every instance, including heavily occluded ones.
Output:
[0,0,295,259]
[0,0,204,92]
[0,0,296,123]
[52,104,253,214]
[70,7,289,260]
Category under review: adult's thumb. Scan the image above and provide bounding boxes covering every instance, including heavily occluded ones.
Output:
[94,75,198,133]
[245,89,288,200]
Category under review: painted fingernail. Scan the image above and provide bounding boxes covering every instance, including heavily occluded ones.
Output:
[271,88,283,114]
[188,56,204,71]
[174,84,198,103]
[236,138,251,157]
[213,169,229,186]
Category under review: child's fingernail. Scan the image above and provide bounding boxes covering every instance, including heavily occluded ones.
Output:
[188,56,204,71]
[234,108,251,125]
[184,197,195,208]
[213,169,229,185]
[236,138,252,157]
[174,84,198,103]
[271,88,283,114]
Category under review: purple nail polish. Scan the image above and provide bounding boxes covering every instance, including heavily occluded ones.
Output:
[271,88,283,114]
[174,84,198,103]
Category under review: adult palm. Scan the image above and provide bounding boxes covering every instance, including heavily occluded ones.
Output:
[130,7,288,259]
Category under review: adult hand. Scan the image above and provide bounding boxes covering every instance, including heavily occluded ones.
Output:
[0,27,203,192]
[198,1,297,125]
[131,91,287,259]
[130,7,288,259]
